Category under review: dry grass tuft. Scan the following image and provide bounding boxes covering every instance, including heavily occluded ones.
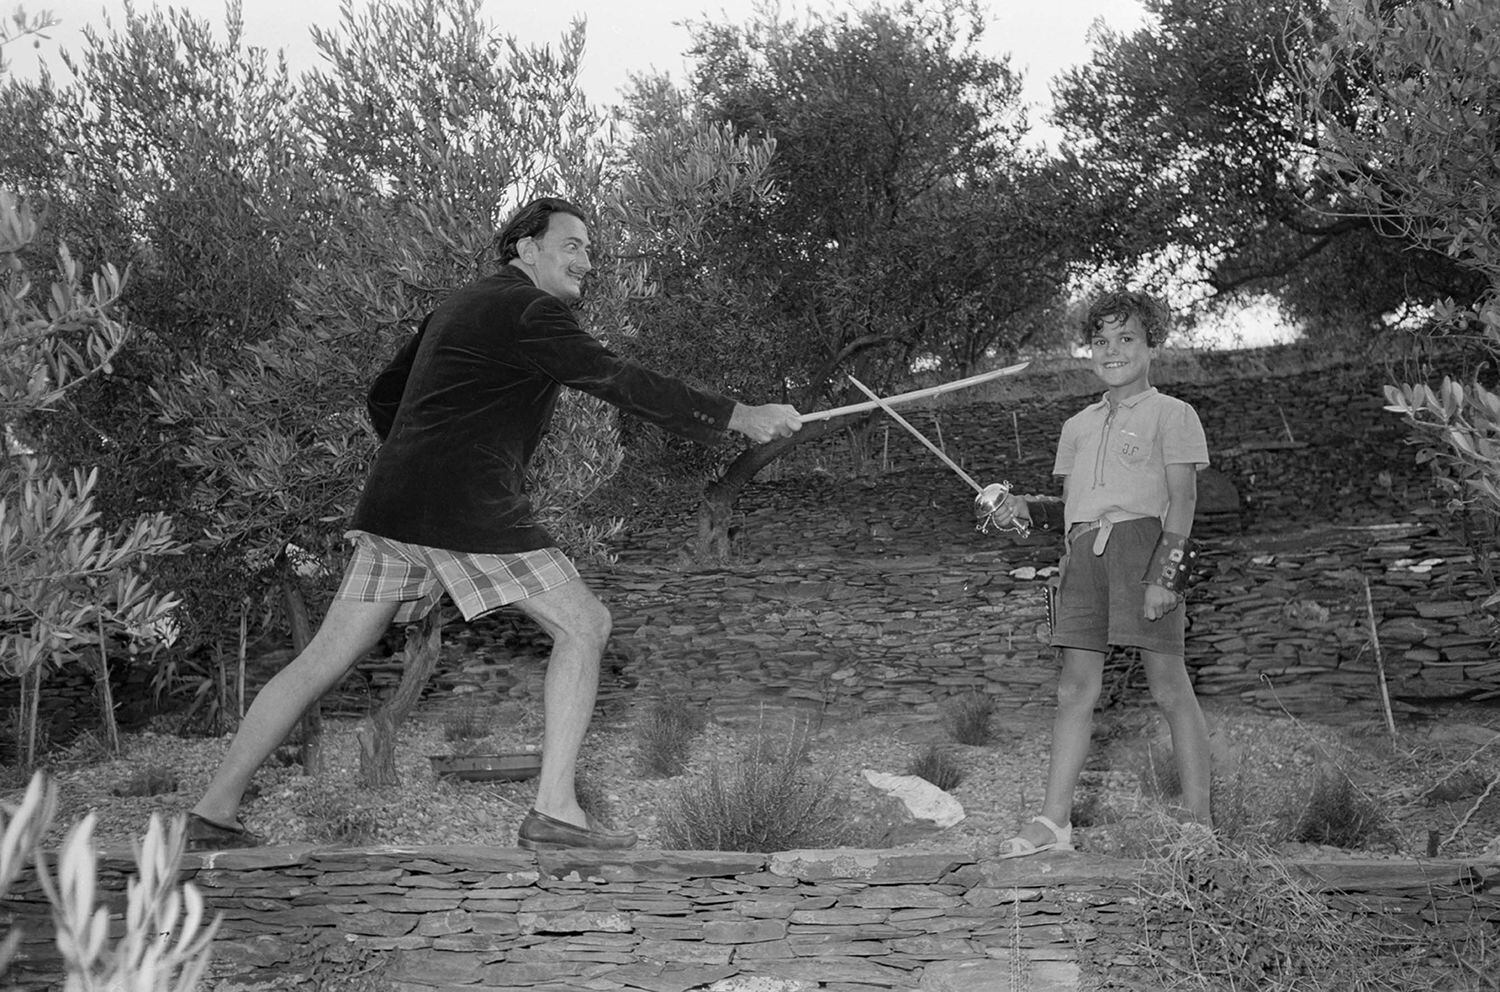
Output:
[944,691,995,746]
[659,733,852,852]
[633,696,707,778]
[906,745,964,791]
[1120,822,1494,991]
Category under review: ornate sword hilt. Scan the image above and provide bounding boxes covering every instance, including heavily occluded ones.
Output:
[975,481,1031,538]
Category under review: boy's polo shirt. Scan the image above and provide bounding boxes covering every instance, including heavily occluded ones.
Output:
[1053,387,1209,527]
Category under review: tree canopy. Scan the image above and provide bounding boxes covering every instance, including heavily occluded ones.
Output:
[1050,0,1487,335]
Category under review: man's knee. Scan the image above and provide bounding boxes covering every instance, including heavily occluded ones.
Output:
[525,581,612,649]
[577,596,612,645]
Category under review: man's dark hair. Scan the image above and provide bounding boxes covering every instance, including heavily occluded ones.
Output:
[496,197,589,264]
[1083,290,1173,347]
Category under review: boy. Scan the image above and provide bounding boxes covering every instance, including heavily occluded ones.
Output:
[977,290,1211,857]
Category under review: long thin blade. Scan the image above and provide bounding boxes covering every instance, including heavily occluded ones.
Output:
[803,361,1029,423]
[847,375,983,494]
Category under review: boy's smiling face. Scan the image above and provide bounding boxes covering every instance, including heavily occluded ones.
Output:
[1089,313,1155,399]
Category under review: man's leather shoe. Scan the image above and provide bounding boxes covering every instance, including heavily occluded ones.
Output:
[185,812,263,852]
[517,808,638,851]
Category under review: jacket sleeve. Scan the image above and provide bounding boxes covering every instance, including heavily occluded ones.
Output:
[515,296,736,444]
[366,317,430,441]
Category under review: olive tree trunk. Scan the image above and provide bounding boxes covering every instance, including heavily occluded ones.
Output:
[281,579,324,776]
[693,422,839,559]
[357,610,444,787]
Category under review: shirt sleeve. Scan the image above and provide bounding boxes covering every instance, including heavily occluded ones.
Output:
[1052,417,1079,477]
[1164,400,1210,469]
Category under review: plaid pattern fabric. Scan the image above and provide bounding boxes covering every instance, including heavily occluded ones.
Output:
[337,530,579,623]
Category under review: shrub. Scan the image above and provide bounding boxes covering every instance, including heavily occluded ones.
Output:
[634,696,707,777]
[906,745,964,791]
[660,736,850,851]
[1294,765,1391,849]
[1,771,217,987]
[944,691,994,746]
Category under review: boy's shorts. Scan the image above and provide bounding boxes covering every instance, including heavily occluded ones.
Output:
[1049,516,1185,657]
[336,530,579,624]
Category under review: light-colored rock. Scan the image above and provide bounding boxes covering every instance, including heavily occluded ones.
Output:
[862,769,965,827]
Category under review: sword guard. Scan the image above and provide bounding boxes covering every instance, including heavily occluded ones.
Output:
[975,481,1031,537]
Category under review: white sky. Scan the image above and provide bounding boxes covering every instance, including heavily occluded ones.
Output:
[6,0,1149,146]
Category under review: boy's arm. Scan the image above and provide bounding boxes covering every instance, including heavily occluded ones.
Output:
[1161,462,1198,538]
[1142,463,1199,620]
[975,479,1066,535]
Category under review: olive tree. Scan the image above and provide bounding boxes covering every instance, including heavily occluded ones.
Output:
[1292,0,1500,597]
[611,0,1081,555]
[1050,0,1486,336]
[0,190,181,769]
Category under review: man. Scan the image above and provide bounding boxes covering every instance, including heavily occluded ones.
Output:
[187,197,801,852]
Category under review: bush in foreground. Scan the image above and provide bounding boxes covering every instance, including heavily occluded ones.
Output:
[660,735,850,851]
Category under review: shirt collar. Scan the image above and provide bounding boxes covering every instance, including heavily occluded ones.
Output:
[1090,386,1158,412]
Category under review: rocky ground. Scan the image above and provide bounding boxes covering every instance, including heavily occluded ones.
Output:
[23,354,1500,863]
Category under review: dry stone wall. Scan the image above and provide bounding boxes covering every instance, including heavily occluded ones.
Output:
[2,845,1495,991]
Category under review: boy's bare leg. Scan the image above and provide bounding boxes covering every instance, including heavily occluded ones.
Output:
[1022,647,1106,847]
[511,577,611,828]
[191,598,400,826]
[1142,649,1212,824]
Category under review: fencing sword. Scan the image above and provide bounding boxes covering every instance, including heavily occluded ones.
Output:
[803,362,1029,423]
[846,374,984,495]
[846,374,1027,535]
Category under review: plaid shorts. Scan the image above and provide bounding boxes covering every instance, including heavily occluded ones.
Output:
[336,530,579,623]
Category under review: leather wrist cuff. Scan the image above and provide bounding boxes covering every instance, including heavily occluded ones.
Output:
[1142,532,1197,592]
[1025,498,1065,533]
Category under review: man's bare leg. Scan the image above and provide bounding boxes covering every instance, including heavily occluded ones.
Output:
[512,578,611,828]
[191,599,399,826]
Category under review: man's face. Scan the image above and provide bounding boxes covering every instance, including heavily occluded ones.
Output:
[1089,313,1154,396]
[520,212,592,303]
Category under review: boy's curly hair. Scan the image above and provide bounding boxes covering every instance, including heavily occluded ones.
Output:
[1083,290,1173,347]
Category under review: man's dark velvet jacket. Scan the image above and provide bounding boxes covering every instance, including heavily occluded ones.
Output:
[352,266,735,554]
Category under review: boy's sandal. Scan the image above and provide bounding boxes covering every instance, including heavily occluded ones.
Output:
[185,812,264,852]
[997,815,1074,859]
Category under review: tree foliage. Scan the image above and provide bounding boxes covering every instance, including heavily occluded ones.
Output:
[609,0,1089,553]
[0,189,181,768]
[1294,0,1500,576]
[1050,0,1486,335]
